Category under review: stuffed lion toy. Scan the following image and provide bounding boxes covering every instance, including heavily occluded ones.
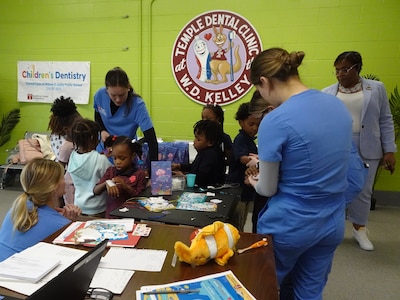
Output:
[174,221,240,266]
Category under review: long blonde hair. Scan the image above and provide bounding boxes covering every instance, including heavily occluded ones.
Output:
[11,158,64,232]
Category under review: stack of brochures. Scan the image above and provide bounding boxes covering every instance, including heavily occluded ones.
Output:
[176,192,217,212]
[52,219,140,247]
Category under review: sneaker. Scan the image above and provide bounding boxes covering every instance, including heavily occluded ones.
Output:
[353,227,374,251]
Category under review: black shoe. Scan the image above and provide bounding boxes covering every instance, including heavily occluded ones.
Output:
[370,197,376,210]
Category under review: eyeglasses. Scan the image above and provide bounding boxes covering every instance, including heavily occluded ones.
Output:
[334,64,357,75]
[86,287,114,299]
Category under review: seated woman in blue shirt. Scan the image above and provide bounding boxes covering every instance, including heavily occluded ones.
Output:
[0,158,81,262]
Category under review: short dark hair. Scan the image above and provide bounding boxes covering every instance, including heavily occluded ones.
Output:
[193,119,222,146]
[334,51,363,73]
[235,102,251,121]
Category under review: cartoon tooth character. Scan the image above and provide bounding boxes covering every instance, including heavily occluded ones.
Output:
[193,35,211,82]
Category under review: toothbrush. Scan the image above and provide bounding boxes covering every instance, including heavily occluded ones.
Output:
[237,238,268,254]
[228,31,236,81]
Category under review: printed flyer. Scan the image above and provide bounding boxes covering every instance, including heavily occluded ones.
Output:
[137,270,256,299]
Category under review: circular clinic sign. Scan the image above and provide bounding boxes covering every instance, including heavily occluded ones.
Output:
[171,10,263,106]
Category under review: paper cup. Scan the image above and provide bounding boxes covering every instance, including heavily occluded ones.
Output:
[186,174,196,187]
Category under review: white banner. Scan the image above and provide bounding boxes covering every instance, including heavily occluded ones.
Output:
[17,61,90,104]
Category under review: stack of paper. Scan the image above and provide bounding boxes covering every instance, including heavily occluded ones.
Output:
[99,247,167,272]
[0,254,59,283]
[0,242,136,296]
[0,242,87,296]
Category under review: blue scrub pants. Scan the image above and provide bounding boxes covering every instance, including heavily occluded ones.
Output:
[257,194,345,300]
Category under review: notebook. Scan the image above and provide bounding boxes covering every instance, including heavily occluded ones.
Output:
[25,239,108,300]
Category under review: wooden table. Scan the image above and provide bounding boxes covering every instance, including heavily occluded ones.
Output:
[109,186,240,228]
[0,223,279,300]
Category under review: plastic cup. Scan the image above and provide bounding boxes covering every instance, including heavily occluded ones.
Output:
[186,174,196,188]
[172,176,185,191]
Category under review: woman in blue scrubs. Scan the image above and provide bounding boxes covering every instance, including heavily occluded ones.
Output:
[94,67,158,168]
[248,48,353,300]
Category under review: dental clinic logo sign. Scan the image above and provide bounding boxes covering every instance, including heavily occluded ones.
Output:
[171,10,262,106]
[17,61,90,104]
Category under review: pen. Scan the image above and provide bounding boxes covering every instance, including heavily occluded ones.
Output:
[142,289,200,295]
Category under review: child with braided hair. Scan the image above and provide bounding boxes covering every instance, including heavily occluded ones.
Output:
[48,96,81,161]
[94,136,147,218]
[48,96,82,205]
[68,119,112,217]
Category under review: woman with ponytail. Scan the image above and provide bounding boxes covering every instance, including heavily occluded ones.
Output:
[0,158,81,261]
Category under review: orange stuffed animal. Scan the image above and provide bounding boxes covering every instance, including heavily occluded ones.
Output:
[174,221,240,266]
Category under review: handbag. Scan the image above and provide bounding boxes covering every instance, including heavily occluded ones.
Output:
[18,138,44,164]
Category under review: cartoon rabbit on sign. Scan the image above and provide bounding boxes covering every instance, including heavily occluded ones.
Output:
[207,24,242,84]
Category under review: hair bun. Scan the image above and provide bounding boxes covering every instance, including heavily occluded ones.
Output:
[288,51,305,68]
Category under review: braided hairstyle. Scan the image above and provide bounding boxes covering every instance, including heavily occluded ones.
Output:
[70,119,100,152]
[201,104,225,130]
[48,96,81,135]
[111,135,143,158]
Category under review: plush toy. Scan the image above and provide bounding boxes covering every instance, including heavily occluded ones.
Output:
[174,221,240,266]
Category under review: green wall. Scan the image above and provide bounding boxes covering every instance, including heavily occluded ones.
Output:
[1,0,399,190]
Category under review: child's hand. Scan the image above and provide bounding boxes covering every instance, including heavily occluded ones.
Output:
[106,179,120,197]
[172,170,185,177]
[244,166,259,186]
[247,173,259,189]
[113,176,130,191]
[171,163,180,171]
[56,204,82,221]
[101,130,110,142]
[245,166,259,177]
[246,153,259,168]
[112,177,125,185]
